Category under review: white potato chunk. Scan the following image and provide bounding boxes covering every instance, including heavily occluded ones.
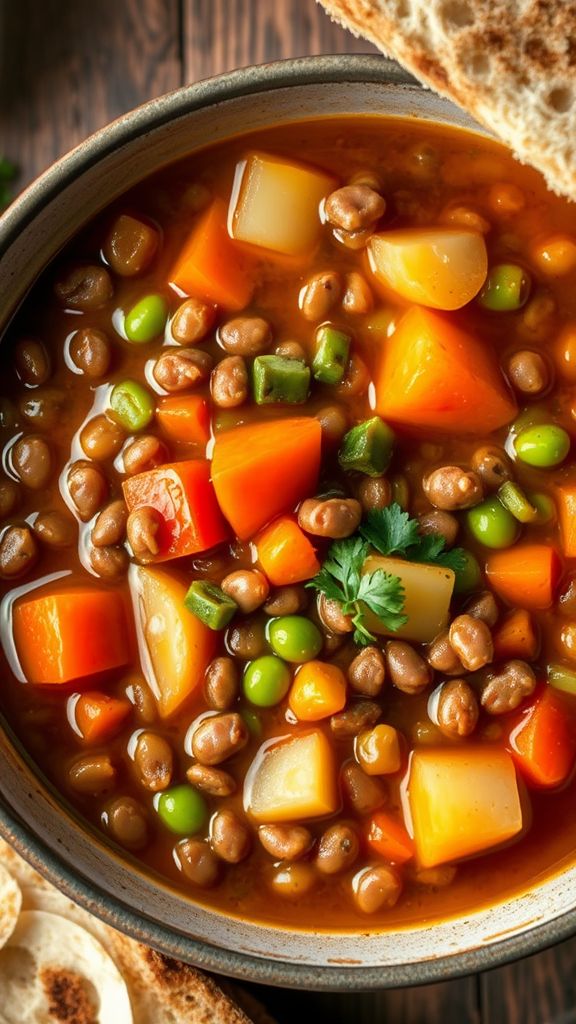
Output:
[363,555,455,643]
[229,151,335,256]
[244,730,337,822]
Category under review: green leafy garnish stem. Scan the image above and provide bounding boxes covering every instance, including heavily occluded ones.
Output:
[359,503,467,573]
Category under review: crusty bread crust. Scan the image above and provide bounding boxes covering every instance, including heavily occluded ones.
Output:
[317,0,576,199]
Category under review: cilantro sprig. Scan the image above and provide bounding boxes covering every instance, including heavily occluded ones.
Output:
[306,537,407,646]
[307,503,466,646]
[360,503,467,573]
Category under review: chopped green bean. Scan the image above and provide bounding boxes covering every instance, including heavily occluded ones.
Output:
[338,416,394,477]
[548,664,576,696]
[478,263,531,311]
[184,580,237,630]
[497,481,538,523]
[312,325,351,384]
[252,354,310,404]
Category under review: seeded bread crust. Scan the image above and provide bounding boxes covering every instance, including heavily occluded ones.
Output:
[317,0,576,199]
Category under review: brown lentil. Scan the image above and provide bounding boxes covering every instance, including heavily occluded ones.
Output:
[191,712,249,766]
[69,328,112,378]
[436,680,479,738]
[221,569,269,614]
[258,824,312,861]
[133,731,173,792]
[449,614,494,672]
[386,641,432,694]
[204,657,239,711]
[480,660,537,714]
[153,348,213,392]
[186,764,236,797]
[423,465,483,511]
[91,500,127,548]
[316,824,359,874]
[347,647,386,697]
[298,496,362,539]
[210,809,251,864]
[219,317,272,356]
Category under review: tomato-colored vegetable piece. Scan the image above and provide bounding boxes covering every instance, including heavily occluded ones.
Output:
[557,485,576,557]
[211,417,322,540]
[122,460,228,561]
[256,516,320,586]
[365,810,414,864]
[374,307,517,433]
[12,588,129,685]
[485,544,560,610]
[169,198,253,310]
[508,688,576,787]
[492,608,539,661]
[156,395,210,445]
[74,691,131,744]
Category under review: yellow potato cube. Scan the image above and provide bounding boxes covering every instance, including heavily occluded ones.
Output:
[230,151,335,256]
[244,730,338,822]
[408,747,523,867]
[368,228,488,310]
[363,555,455,643]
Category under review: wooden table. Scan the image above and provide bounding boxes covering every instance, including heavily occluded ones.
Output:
[1,2,576,1020]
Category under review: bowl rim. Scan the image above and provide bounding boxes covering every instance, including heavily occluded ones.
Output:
[1,52,574,991]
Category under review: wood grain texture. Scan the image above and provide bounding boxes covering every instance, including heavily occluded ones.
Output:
[1,1,575,1021]
[0,0,181,186]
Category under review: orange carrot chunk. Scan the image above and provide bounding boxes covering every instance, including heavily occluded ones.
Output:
[74,691,131,744]
[374,306,517,434]
[211,417,322,540]
[557,485,576,557]
[122,459,228,562]
[492,608,539,661]
[365,810,415,864]
[13,588,129,685]
[508,688,576,788]
[156,395,210,445]
[256,516,320,586]
[485,544,560,610]
[169,198,253,310]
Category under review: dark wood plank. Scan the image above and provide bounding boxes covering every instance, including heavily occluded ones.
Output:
[246,976,481,1024]
[182,0,378,81]
[481,938,576,1024]
[0,0,181,188]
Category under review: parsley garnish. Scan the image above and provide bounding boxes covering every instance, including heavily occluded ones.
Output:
[306,537,407,646]
[359,504,467,573]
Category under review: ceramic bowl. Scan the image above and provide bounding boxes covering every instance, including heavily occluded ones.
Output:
[1,55,575,990]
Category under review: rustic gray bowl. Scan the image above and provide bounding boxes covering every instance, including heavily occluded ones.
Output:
[0,55,575,991]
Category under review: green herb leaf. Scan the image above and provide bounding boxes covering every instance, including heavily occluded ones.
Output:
[306,537,405,645]
[360,502,467,572]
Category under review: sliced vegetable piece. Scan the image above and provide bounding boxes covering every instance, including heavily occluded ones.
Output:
[230,151,335,256]
[368,228,488,310]
[73,691,131,744]
[252,354,310,404]
[492,608,539,661]
[478,263,531,311]
[338,416,394,477]
[169,198,253,310]
[507,688,576,787]
[129,565,216,718]
[244,730,338,822]
[256,516,320,585]
[408,746,523,867]
[312,326,350,384]
[365,810,414,864]
[122,459,228,561]
[156,395,210,445]
[362,554,454,643]
[211,417,321,540]
[374,307,517,434]
[548,664,576,696]
[288,661,347,721]
[12,588,129,685]
[497,481,537,524]
[556,485,576,556]
[485,544,560,610]
[184,580,237,630]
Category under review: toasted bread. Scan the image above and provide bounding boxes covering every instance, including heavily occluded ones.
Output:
[317,0,576,199]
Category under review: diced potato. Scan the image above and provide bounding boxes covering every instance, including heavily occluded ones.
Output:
[229,151,335,256]
[368,228,488,310]
[408,747,523,867]
[129,565,215,719]
[363,555,455,643]
[244,730,338,822]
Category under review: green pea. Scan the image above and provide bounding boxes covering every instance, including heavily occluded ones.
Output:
[125,294,168,342]
[156,785,207,835]
[466,497,519,549]
[514,424,571,468]
[453,550,482,594]
[530,492,556,525]
[267,616,323,663]
[478,263,531,311]
[243,656,291,707]
[109,379,155,431]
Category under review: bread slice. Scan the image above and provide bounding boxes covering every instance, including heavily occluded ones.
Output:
[317,0,576,199]
[0,837,275,1024]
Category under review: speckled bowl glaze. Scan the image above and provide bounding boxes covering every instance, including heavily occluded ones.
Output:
[0,56,575,991]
